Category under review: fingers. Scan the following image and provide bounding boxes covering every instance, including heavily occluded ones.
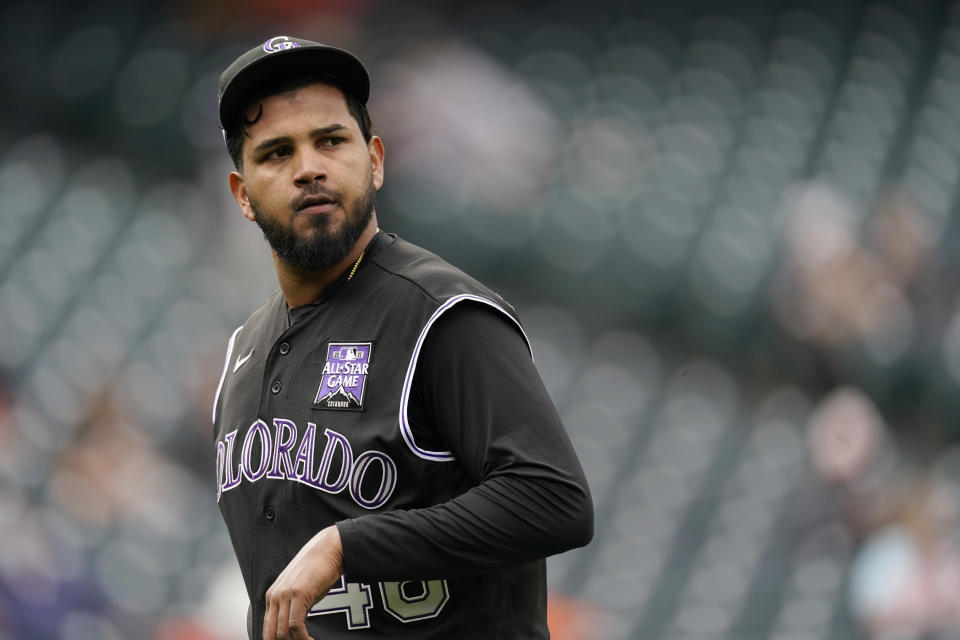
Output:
[264,586,313,640]
[287,597,311,640]
[262,586,278,640]
[276,593,291,640]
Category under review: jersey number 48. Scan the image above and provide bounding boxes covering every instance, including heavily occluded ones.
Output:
[309,578,450,630]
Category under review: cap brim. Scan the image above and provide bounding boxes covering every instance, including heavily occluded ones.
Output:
[218,45,369,130]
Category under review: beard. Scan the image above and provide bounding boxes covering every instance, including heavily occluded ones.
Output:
[250,179,375,272]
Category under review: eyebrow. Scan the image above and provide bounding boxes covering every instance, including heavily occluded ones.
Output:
[251,124,349,156]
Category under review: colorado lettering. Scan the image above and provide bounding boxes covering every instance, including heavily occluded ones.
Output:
[216,418,397,510]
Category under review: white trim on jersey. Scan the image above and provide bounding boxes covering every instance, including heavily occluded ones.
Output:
[212,325,243,424]
[398,295,533,462]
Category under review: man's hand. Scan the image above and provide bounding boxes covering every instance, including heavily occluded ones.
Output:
[263,525,344,640]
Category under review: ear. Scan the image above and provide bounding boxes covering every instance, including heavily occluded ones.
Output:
[368,136,385,190]
[228,171,256,222]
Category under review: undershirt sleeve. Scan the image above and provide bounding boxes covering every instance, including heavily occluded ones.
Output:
[336,302,593,581]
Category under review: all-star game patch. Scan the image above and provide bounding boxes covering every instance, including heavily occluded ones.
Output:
[314,342,372,410]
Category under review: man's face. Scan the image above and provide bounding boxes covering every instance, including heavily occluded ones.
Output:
[229,82,384,271]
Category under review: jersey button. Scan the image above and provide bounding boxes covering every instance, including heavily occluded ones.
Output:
[264,506,275,521]
[270,381,282,394]
[279,342,290,355]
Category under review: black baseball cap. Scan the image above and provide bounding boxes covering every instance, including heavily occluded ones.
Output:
[218,35,370,131]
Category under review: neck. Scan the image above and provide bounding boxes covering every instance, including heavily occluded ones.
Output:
[274,214,379,308]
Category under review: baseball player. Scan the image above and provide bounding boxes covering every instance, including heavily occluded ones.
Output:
[211,35,593,640]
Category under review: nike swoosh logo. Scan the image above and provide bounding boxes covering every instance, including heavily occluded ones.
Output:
[233,348,254,373]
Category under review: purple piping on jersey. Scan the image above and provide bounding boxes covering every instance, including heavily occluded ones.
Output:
[212,325,243,424]
[398,294,533,462]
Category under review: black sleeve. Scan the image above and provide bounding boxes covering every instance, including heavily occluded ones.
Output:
[336,302,593,581]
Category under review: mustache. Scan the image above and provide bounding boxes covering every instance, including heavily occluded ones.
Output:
[291,186,341,212]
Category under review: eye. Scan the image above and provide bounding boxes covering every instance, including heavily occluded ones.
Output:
[319,136,346,147]
[266,146,292,160]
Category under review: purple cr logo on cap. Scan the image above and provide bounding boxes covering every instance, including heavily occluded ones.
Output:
[263,36,300,53]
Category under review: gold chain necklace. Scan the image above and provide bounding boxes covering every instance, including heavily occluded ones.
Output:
[346,250,366,281]
[346,230,379,282]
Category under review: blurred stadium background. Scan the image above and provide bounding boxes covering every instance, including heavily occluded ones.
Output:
[3,0,960,638]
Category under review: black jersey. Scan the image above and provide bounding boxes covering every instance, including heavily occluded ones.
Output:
[212,233,592,639]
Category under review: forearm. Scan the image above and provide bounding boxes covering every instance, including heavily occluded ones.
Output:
[337,472,593,582]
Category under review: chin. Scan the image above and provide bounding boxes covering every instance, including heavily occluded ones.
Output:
[300,214,337,233]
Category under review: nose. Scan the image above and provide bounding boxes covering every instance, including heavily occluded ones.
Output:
[293,147,327,186]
